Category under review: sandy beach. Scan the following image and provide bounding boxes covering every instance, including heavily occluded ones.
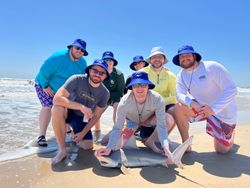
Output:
[1,125,249,188]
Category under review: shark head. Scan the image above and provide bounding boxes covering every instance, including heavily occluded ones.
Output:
[98,156,120,167]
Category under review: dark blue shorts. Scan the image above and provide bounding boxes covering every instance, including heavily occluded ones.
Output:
[66,110,93,140]
[139,126,155,139]
[165,104,175,112]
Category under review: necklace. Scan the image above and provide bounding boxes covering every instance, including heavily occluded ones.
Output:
[181,66,194,94]
[134,94,146,122]
[156,67,163,84]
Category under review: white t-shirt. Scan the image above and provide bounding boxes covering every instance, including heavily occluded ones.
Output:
[176,61,237,124]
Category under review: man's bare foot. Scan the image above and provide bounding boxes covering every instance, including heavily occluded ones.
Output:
[145,139,162,153]
[77,140,93,150]
[51,150,67,165]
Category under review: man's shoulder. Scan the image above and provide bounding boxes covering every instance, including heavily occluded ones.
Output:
[203,60,221,67]
[100,83,110,94]
[119,92,133,106]
[69,74,87,82]
[162,68,176,77]
[202,61,226,72]
[50,49,68,58]
[45,49,68,62]
[149,90,161,98]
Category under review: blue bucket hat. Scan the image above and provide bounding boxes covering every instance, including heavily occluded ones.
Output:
[67,39,88,56]
[172,45,202,66]
[129,56,149,71]
[102,51,118,66]
[126,72,155,90]
[85,59,110,80]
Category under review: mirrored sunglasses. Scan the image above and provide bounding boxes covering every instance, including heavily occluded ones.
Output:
[105,58,113,62]
[132,84,148,88]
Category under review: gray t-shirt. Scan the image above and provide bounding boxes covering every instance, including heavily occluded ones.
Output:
[63,74,110,116]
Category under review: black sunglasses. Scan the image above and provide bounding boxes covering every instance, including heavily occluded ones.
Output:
[90,68,107,76]
[74,46,84,53]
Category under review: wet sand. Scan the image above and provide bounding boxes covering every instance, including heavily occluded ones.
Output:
[0,125,250,188]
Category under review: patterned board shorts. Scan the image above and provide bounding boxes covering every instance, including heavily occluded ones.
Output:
[191,108,236,147]
[34,83,53,108]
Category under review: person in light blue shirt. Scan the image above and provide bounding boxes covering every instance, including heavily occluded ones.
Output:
[34,39,88,147]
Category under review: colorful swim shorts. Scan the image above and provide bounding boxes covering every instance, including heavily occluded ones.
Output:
[34,83,53,108]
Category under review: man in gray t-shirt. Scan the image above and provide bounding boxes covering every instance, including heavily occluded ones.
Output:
[51,59,110,165]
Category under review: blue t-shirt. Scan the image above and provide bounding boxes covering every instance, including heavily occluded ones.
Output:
[35,49,87,92]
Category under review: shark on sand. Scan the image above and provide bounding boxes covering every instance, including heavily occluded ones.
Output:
[95,135,193,173]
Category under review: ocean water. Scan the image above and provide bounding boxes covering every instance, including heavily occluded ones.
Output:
[0,78,250,160]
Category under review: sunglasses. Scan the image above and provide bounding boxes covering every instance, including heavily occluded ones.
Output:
[132,84,148,88]
[90,68,107,76]
[105,58,113,62]
[74,46,84,53]
[134,61,145,66]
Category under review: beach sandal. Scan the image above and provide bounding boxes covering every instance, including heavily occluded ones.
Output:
[37,135,48,147]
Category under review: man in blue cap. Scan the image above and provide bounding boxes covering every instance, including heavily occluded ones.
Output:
[93,51,125,134]
[95,72,175,164]
[51,59,110,164]
[124,55,149,94]
[173,45,237,153]
[34,39,88,147]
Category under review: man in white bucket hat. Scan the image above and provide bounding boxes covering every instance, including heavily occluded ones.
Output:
[139,47,177,141]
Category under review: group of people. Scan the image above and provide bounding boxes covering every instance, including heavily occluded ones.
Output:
[34,38,237,165]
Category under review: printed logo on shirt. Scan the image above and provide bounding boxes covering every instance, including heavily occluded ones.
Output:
[199,75,206,80]
[80,91,95,102]
[110,79,115,85]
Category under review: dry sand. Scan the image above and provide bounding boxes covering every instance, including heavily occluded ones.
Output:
[0,125,250,188]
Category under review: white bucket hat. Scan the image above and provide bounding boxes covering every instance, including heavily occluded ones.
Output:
[147,46,168,64]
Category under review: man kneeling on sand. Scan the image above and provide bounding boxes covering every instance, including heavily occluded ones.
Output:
[51,59,110,164]
[95,72,174,164]
[173,45,237,153]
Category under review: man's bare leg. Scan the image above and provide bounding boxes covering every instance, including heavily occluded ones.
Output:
[39,107,51,136]
[112,102,119,122]
[174,103,194,142]
[214,131,235,154]
[51,105,67,164]
[144,129,162,153]
[77,140,93,150]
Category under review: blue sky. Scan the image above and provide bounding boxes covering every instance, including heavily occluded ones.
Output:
[0,0,249,87]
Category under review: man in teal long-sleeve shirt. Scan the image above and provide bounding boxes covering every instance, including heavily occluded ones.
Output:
[34,39,88,147]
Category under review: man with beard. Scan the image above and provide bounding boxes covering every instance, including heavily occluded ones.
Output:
[173,45,237,153]
[34,39,88,147]
[51,59,110,164]
[139,47,177,142]
[92,51,125,133]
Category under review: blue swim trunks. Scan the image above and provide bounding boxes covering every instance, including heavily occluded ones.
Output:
[66,110,93,140]
[126,119,155,139]
[34,83,53,108]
